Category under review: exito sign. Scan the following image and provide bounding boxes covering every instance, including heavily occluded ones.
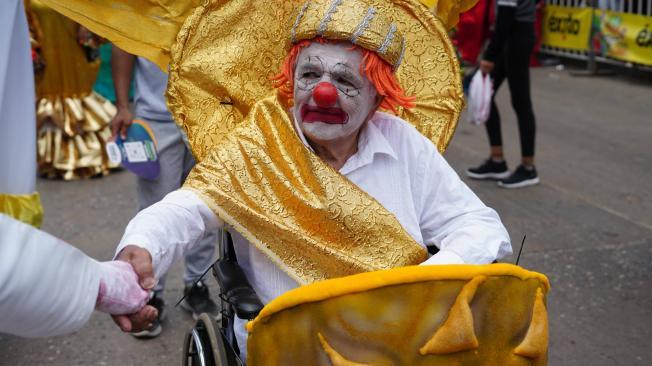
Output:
[594,10,652,66]
[542,6,592,51]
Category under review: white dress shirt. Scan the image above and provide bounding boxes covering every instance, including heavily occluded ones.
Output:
[117,112,512,357]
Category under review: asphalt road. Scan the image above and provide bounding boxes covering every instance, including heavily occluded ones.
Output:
[1,65,650,366]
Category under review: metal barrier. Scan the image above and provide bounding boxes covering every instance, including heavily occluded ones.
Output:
[540,0,652,71]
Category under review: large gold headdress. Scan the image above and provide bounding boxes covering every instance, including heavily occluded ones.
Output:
[167,0,467,161]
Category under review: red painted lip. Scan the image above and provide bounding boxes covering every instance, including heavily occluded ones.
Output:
[300,105,348,125]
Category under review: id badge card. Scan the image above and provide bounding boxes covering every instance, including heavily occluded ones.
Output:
[106,119,160,180]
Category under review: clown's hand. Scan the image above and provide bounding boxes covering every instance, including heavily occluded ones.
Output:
[109,245,159,332]
[95,261,150,315]
[421,250,465,265]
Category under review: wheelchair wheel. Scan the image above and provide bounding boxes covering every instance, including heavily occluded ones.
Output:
[182,313,229,366]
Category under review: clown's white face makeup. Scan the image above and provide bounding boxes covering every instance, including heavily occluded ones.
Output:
[292,42,378,143]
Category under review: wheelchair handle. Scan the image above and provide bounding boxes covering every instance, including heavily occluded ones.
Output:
[213,260,264,320]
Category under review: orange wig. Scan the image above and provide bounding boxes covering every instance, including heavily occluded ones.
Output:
[272,38,415,115]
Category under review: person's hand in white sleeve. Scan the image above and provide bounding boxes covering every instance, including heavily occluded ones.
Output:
[95,260,152,315]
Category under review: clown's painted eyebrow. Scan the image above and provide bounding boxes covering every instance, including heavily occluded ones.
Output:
[331,63,361,84]
[297,56,325,72]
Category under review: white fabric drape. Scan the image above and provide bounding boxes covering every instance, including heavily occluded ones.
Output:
[0,0,37,195]
[0,214,100,337]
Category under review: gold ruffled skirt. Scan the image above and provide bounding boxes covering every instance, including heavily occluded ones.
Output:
[37,91,118,180]
[31,0,118,180]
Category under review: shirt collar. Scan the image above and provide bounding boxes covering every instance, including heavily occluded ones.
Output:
[340,113,398,174]
[293,111,398,173]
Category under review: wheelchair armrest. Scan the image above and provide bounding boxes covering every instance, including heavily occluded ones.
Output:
[213,260,264,320]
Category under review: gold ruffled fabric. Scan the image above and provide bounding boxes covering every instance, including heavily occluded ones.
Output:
[37,92,117,180]
[185,94,428,285]
[247,264,549,366]
[31,0,118,180]
[0,193,43,228]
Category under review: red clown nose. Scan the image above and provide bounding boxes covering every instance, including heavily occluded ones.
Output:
[313,82,338,108]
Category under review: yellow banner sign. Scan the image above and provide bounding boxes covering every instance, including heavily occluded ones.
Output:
[542,6,592,51]
[595,10,652,66]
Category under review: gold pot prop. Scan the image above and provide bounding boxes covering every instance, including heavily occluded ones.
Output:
[167,0,464,162]
[246,264,550,366]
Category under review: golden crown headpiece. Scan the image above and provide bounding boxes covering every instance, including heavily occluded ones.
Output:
[290,0,406,69]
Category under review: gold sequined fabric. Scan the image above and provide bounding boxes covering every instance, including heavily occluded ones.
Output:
[246,264,549,365]
[31,0,118,180]
[420,0,479,30]
[167,0,464,162]
[185,95,428,284]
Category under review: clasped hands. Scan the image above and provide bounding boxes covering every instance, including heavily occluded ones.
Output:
[96,245,159,333]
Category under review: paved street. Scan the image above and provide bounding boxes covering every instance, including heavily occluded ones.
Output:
[1,65,650,365]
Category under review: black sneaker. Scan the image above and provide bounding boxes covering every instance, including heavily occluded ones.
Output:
[466,159,510,180]
[498,165,540,189]
[180,280,220,320]
[132,292,165,339]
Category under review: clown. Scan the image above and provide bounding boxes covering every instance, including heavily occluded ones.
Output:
[103,0,513,358]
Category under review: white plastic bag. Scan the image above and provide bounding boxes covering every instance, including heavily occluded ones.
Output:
[467,71,493,125]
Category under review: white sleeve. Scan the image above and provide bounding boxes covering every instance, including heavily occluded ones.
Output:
[115,189,223,281]
[0,215,100,338]
[418,151,512,265]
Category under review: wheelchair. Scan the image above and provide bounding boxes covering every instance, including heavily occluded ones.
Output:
[182,230,264,366]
